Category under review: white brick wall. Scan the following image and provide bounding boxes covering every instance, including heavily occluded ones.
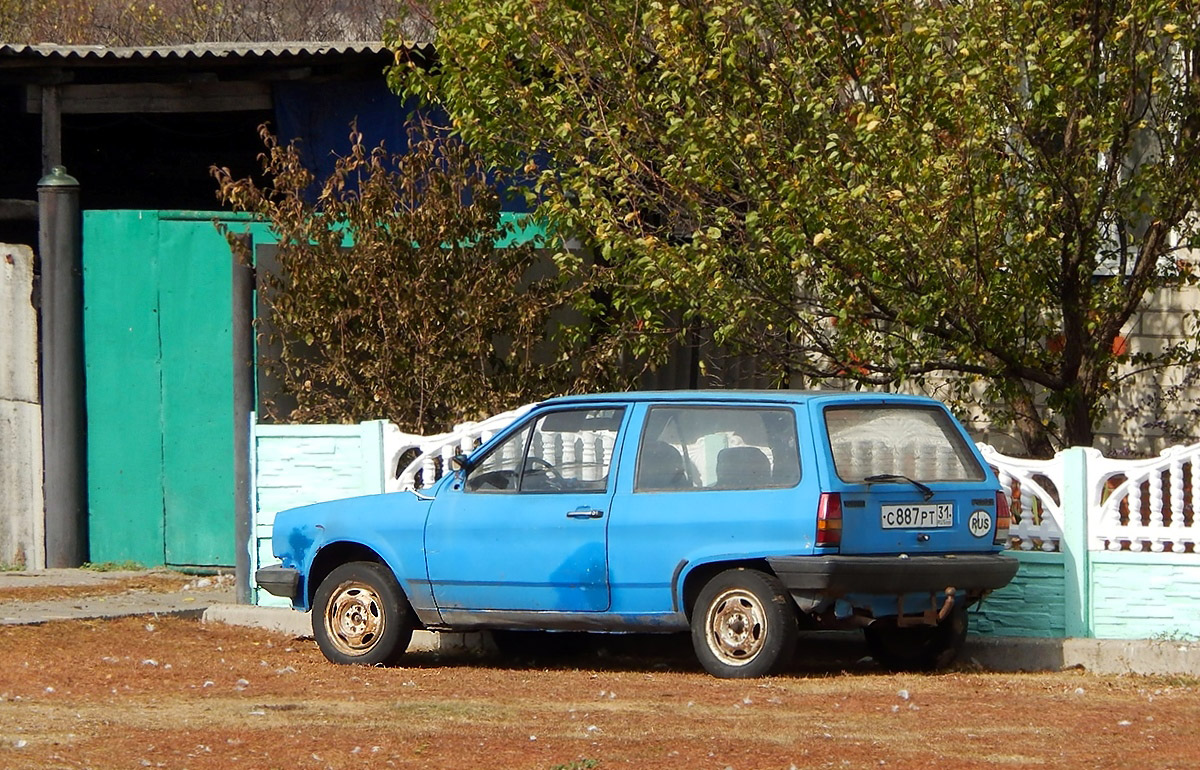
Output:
[1096,285,1200,454]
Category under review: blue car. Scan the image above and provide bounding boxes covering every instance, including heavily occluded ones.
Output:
[256,391,1017,678]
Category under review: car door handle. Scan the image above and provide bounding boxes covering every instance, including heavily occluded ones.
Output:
[566,508,605,519]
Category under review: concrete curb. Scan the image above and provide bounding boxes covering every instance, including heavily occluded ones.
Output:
[962,636,1200,676]
[201,604,1200,676]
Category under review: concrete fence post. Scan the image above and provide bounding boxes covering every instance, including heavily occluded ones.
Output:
[1060,447,1093,638]
[1,243,45,569]
[359,420,389,494]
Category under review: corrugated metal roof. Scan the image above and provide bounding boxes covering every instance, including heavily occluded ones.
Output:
[0,41,428,62]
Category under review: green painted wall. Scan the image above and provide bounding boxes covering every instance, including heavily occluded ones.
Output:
[971,552,1067,638]
[84,211,259,567]
[1091,552,1200,640]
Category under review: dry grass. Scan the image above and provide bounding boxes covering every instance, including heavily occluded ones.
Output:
[0,617,1197,769]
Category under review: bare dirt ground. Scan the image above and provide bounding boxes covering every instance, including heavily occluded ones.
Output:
[0,576,1198,770]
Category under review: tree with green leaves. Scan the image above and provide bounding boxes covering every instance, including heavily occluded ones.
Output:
[213,125,595,433]
[395,0,1200,456]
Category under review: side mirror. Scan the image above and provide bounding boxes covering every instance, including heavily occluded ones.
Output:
[450,453,471,473]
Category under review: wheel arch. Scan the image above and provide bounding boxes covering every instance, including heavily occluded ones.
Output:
[307,541,397,607]
[679,558,776,621]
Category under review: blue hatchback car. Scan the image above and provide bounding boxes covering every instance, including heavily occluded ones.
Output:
[257,391,1018,678]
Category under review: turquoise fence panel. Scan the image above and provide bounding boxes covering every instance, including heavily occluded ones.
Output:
[250,419,389,605]
[971,552,1067,638]
[1090,552,1200,640]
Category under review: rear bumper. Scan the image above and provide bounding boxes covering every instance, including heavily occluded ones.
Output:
[767,553,1019,596]
[255,564,301,600]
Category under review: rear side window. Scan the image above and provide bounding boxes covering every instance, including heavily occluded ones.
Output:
[824,405,984,483]
[635,406,801,492]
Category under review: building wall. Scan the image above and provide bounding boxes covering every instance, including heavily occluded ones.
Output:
[1097,285,1200,455]
[0,243,44,569]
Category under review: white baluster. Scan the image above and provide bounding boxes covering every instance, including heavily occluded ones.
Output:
[1126,480,1142,551]
[1170,455,1185,553]
[1006,471,1034,551]
[439,444,454,485]
[1148,470,1164,553]
[1191,454,1200,553]
[581,432,598,481]
[560,433,574,468]
[421,447,437,490]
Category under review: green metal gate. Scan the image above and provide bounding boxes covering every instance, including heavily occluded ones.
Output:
[83,210,254,568]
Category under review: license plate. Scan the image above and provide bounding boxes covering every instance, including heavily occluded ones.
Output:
[880,503,954,529]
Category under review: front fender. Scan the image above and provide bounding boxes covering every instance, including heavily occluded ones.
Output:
[272,492,432,613]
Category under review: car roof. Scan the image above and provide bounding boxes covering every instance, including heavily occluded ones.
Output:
[538,390,942,408]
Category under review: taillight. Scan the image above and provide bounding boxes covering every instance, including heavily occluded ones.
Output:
[817,492,842,548]
[993,490,1011,546]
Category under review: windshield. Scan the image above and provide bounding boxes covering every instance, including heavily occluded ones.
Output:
[824,405,984,483]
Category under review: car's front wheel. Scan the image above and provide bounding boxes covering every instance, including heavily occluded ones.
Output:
[864,606,968,672]
[690,568,798,678]
[312,561,414,666]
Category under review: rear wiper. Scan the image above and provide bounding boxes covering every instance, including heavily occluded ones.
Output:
[864,474,934,501]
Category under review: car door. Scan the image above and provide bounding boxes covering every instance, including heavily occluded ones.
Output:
[607,402,817,614]
[424,405,627,614]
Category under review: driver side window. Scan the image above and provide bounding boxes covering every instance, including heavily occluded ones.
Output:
[464,424,531,493]
[465,407,624,494]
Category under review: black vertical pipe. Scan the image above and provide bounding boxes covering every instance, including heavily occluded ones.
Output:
[41,85,62,174]
[232,239,255,603]
[38,166,87,568]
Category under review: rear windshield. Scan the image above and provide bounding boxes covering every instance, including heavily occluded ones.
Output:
[824,405,984,483]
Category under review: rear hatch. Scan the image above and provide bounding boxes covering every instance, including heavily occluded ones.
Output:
[815,399,1001,555]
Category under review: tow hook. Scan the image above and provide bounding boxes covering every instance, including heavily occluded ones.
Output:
[936,587,956,621]
[896,587,956,627]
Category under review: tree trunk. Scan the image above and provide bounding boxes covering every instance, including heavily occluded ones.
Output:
[1008,386,1056,459]
[1061,385,1096,450]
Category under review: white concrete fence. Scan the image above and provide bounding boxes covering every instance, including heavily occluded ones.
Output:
[979,443,1200,555]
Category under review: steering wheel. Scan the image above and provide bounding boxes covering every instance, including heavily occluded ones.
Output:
[525,456,558,473]
[524,457,564,489]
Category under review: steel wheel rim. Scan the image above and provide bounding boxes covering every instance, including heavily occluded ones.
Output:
[325,580,386,657]
[704,587,767,666]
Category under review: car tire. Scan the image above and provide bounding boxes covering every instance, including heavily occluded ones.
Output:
[690,568,798,679]
[312,561,414,666]
[864,607,968,672]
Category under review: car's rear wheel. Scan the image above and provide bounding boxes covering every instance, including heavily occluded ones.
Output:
[690,568,798,678]
[312,561,414,666]
[864,606,968,672]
